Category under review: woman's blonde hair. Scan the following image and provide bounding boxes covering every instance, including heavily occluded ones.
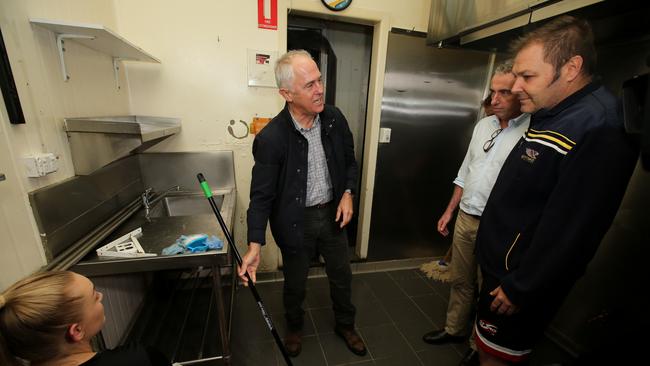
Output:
[0,271,85,365]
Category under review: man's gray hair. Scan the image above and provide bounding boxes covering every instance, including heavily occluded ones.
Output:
[275,49,312,89]
[493,59,514,76]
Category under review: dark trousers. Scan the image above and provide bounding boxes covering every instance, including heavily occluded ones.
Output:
[281,202,356,331]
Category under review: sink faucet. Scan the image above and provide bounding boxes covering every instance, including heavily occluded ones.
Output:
[142,185,181,219]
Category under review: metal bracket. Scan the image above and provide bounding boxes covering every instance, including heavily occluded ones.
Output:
[112,57,135,90]
[55,33,96,81]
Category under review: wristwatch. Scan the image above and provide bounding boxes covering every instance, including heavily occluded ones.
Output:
[344,189,353,195]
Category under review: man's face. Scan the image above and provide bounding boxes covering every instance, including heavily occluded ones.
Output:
[283,56,324,117]
[512,43,566,113]
[490,72,521,122]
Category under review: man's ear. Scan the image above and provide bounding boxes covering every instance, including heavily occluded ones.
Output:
[67,323,85,343]
[563,55,584,82]
[279,88,293,103]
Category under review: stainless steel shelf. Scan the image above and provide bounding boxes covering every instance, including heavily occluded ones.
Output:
[30,18,160,83]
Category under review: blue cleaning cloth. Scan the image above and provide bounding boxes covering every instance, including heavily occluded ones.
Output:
[162,243,185,255]
[161,234,223,255]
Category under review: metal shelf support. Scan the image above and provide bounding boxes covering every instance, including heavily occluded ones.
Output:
[56,33,95,81]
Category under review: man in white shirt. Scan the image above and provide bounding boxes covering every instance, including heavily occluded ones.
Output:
[423,60,530,366]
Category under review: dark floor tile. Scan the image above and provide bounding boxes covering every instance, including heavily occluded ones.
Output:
[274,309,316,337]
[374,352,424,366]
[231,297,275,342]
[386,269,423,281]
[358,323,414,360]
[355,300,392,328]
[395,320,438,353]
[354,272,393,287]
[419,273,452,301]
[255,287,285,314]
[357,272,404,303]
[310,307,336,334]
[230,339,279,366]
[411,293,449,329]
[340,361,376,366]
[381,297,431,324]
[285,335,327,366]
[306,285,333,309]
[417,344,464,366]
[391,275,436,297]
[320,331,372,365]
[351,279,378,306]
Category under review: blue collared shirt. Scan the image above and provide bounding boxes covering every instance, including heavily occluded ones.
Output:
[454,113,530,216]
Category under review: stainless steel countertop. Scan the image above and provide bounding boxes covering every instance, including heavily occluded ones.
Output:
[72,189,235,276]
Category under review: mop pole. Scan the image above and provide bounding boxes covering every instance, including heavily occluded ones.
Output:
[197,173,293,366]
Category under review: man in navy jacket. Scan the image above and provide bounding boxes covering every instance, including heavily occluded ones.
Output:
[474,16,638,365]
[239,50,364,357]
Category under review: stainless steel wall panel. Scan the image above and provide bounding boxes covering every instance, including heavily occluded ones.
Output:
[368,32,491,260]
[138,152,235,193]
[93,273,148,348]
[29,156,143,259]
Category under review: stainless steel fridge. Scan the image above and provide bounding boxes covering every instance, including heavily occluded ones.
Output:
[368,31,493,260]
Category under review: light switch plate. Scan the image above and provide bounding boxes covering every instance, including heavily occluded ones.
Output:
[379,127,391,143]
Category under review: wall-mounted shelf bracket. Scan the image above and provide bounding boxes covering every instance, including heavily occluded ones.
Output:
[30,18,160,85]
[56,33,95,81]
[112,57,134,90]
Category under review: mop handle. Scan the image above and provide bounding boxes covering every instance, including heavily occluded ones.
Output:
[197,173,293,366]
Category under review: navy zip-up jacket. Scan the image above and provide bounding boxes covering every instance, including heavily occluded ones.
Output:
[247,104,358,250]
[476,82,638,308]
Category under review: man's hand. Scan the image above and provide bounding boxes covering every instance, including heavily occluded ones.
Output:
[489,286,519,315]
[238,243,261,287]
[437,211,453,237]
[335,192,354,228]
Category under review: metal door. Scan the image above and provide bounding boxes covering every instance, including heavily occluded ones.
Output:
[368,32,491,260]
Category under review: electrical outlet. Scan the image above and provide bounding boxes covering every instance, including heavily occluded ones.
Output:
[23,153,58,177]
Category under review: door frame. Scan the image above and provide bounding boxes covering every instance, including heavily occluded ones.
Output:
[280,2,390,260]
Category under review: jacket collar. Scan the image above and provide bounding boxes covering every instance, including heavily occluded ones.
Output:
[532,81,601,121]
[281,103,336,134]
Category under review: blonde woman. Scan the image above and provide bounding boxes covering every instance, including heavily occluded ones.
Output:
[0,271,169,366]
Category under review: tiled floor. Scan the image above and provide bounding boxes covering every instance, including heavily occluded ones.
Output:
[230,269,469,366]
[130,267,575,365]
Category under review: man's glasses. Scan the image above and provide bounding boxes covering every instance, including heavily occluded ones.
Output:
[483,128,503,152]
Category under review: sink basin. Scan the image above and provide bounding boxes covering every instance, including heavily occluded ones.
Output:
[148,193,223,218]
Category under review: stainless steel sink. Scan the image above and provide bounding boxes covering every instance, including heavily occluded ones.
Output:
[147,193,223,218]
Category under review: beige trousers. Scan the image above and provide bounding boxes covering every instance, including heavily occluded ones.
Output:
[444,210,481,341]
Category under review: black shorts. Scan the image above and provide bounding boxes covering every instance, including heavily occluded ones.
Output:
[474,275,558,363]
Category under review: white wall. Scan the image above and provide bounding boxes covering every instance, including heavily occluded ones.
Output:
[114,0,431,270]
[0,0,432,287]
[0,0,132,289]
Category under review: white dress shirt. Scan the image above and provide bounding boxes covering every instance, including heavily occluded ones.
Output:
[454,113,530,216]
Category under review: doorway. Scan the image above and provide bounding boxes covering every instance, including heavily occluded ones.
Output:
[287,15,372,254]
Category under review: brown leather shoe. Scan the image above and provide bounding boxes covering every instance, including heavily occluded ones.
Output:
[335,325,367,356]
[284,330,302,357]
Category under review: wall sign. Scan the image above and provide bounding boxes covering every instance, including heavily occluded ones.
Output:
[247,49,277,88]
[321,0,353,11]
[258,0,277,30]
